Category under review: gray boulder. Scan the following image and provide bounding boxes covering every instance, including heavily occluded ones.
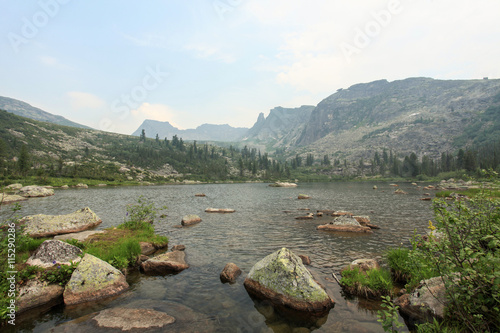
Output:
[19,185,55,197]
[0,193,27,204]
[21,207,102,238]
[26,240,82,268]
[63,254,129,305]
[17,279,64,314]
[244,248,334,315]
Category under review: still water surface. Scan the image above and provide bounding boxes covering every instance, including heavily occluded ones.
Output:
[4,182,435,332]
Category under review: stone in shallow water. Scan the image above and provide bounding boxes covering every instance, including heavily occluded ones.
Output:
[244,247,334,316]
[93,308,175,330]
[141,251,189,274]
[17,279,64,314]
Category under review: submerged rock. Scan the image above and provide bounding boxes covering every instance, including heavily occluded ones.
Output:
[181,214,202,226]
[19,185,55,198]
[64,254,129,305]
[299,255,311,266]
[244,248,334,316]
[317,215,373,233]
[93,308,175,330]
[26,240,82,268]
[171,244,186,252]
[220,262,242,284]
[21,207,102,238]
[141,251,189,274]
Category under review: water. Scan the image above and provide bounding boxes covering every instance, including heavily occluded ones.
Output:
[3,182,435,332]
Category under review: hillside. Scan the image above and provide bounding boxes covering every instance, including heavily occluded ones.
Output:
[0,96,91,129]
[132,119,248,142]
[288,77,500,160]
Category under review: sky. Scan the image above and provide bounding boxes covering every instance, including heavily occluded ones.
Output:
[1,0,499,135]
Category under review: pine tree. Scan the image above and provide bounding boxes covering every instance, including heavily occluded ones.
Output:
[18,144,30,175]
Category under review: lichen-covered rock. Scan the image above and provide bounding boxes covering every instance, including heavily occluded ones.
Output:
[21,207,102,238]
[244,248,334,315]
[141,251,189,274]
[17,279,64,313]
[19,185,55,198]
[395,276,447,322]
[269,182,297,187]
[0,193,28,204]
[93,308,175,330]
[220,262,242,284]
[54,230,105,242]
[181,214,202,226]
[4,183,22,192]
[317,215,373,233]
[63,254,129,305]
[26,240,82,268]
[75,183,88,188]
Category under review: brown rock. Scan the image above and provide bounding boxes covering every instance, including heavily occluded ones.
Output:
[394,189,408,194]
[93,308,175,330]
[353,216,370,224]
[141,251,189,274]
[296,213,314,220]
[298,194,310,199]
[205,208,235,213]
[195,193,206,197]
[17,279,64,313]
[139,242,156,256]
[316,212,324,217]
[181,214,202,226]
[317,224,372,233]
[171,244,186,251]
[220,262,242,283]
[299,255,311,265]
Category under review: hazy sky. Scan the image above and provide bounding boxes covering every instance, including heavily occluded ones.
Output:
[1,0,499,134]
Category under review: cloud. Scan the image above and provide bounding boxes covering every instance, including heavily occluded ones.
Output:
[184,43,236,63]
[67,91,106,110]
[40,56,73,70]
[130,103,181,128]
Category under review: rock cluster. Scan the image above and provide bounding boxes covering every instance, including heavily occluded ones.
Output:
[317,215,373,233]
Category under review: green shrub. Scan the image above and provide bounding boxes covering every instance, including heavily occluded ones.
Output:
[85,238,141,270]
[340,267,393,299]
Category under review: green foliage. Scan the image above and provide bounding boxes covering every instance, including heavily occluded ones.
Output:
[122,195,165,230]
[413,195,500,332]
[416,318,460,333]
[39,261,79,286]
[340,267,393,299]
[377,295,405,333]
[85,238,141,270]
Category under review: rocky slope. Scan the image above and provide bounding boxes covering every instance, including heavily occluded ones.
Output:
[132,119,248,142]
[0,96,90,129]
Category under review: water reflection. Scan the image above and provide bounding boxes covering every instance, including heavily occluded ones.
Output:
[3,182,433,332]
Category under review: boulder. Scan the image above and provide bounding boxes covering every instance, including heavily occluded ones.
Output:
[26,240,82,268]
[19,185,55,198]
[181,214,202,226]
[63,254,129,305]
[395,276,447,322]
[139,242,156,256]
[20,207,102,238]
[244,248,334,316]
[205,208,235,213]
[299,255,311,266]
[17,279,64,313]
[0,193,28,204]
[298,194,310,199]
[141,251,189,274]
[93,308,175,330]
[75,183,88,188]
[269,182,297,187]
[4,183,22,191]
[373,185,378,189]
[171,244,186,252]
[220,262,242,283]
[60,185,69,189]
[317,215,373,233]
[54,230,105,242]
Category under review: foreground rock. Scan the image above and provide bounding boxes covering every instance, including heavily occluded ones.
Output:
[244,248,334,316]
[26,240,82,268]
[93,308,175,330]
[0,193,28,204]
[181,214,202,226]
[19,185,55,198]
[64,254,129,305]
[269,182,297,187]
[17,279,64,314]
[220,262,242,284]
[205,208,235,213]
[395,276,447,323]
[21,207,102,238]
[54,230,105,242]
[317,215,373,233]
[141,251,189,274]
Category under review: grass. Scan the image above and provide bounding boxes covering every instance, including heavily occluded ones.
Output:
[436,188,500,198]
[340,267,393,299]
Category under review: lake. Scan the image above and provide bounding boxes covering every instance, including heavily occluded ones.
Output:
[3,182,435,332]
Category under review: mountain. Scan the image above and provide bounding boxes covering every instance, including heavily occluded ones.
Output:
[291,77,500,159]
[132,119,248,142]
[0,96,91,129]
[243,105,315,149]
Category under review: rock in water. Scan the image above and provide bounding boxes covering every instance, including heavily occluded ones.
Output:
[17,280,64,314]
[19,185,54,197]
[93,308,175,330]
[220,263,242,283]
[26,240,82,268]
[244,248,334,316]
[20,207,102,238]
[141,251,189,274]
[63,254,129,305]
[181,214,202,226]
[317,215,373,233]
